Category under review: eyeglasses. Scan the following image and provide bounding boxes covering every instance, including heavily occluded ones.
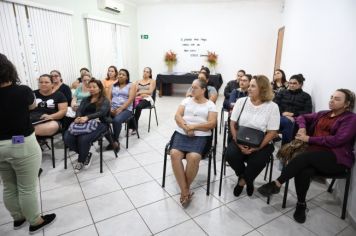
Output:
[288,82,298,85]
[52,75,59,77]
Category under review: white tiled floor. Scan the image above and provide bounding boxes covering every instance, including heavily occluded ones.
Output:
[1,94,355,236]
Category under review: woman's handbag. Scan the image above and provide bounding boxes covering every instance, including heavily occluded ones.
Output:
[277,139,308,164]
[68,119,99,136]
[235,98,265,148]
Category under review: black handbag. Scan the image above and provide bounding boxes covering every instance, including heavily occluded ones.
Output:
[235,98,265,147]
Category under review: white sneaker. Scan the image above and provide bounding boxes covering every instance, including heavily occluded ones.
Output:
[74,162,84,173]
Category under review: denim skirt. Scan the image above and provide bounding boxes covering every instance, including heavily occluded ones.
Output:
[170,131,208,155]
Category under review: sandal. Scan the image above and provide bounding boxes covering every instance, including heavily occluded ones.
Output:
[180,192,194,207]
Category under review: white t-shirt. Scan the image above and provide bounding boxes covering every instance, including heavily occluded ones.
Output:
[230,97,280,132]
[176,97,217,136]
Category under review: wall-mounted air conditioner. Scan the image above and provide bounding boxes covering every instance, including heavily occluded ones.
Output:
[99,0,125,13]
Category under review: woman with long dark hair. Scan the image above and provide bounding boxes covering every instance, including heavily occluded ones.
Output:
[129,67,156,134]
[64,79,110,173]
[107,69,136,151]
[0,53,56,234]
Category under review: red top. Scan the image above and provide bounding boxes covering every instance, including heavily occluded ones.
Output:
[308,112,338,152]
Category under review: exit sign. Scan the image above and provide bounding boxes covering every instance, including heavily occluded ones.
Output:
[141,34,149,39]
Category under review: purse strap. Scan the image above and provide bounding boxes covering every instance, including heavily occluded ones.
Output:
[236,97,248,126]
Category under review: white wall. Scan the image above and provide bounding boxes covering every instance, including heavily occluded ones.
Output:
[282,0,356,224]
[137,0,283,91]
[25,0,139,82]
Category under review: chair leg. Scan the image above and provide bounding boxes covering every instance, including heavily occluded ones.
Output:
[267,156,274,204]
[282,179,289,208]
[328,178,336,193]
[64,146,67,169]
[264,162,269,181]
[206,152,212,196]
[126,122,129,149]
[219,108,224,134]
[218,152,225,196]
[99,138,103,173]
[154,107,158,126]
[213,149,217,175]
[148,109,152,132]
[341,175,351,219]
[162,147,168,187]
[51,137,55,168]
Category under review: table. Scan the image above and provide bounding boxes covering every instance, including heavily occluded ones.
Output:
[156,73,223,96]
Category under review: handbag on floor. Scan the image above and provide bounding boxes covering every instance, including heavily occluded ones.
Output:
[235,98,265,148]
[68,119,99,136]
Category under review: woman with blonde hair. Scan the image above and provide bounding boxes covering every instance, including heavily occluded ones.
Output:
[225,75,280,197]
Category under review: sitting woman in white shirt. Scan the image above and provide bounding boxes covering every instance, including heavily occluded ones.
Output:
[171,79,218,207]
[225,75,280,197]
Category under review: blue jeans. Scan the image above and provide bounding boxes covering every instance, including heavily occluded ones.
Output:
[280,116,295,145]
[112,109,132,141]
[64,123,107,163]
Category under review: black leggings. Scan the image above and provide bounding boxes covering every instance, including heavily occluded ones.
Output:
[225,142,274,185]
[129,99,151,129]
[277,150,347,202]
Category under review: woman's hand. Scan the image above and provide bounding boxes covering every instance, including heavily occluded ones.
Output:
[186,130,195,137]
[75,116,89,124]
[282,112,294,117]
[237,144,259,155]
[40,114,52,120]
[296,132,309,142]
[113,107,123,116]
[296,128,307,136]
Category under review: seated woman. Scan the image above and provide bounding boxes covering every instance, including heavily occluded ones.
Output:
[102,65,119,99]
[71,72,91,112]
[258,89,356,224]
[186,71,218,103]
[64,79,110,173]
[225,75,280,197]
[50,70,72,106]
[271,69,287,94]
[274,74,312,144]
[107,69,136,151]
[71,67,90,90]
[171,79,217,207]
[129,67,156,134]
[31,74,67,136]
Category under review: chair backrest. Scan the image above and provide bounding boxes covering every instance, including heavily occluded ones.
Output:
[151,87,157,102]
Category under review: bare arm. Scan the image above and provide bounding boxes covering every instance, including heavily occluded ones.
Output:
[29,100,36,110]
[209,93,218,103]
[174,105,187,130]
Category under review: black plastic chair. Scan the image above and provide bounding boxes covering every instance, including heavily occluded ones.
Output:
[162,130,217,196]
[219,107,229,134]
[64,122,118,173]
[281,168,351,219]
[141,88,158,132]
[125,111,140,149]
[36,130,64,168]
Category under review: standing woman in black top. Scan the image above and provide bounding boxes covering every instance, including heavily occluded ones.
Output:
[0,54,56,234]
